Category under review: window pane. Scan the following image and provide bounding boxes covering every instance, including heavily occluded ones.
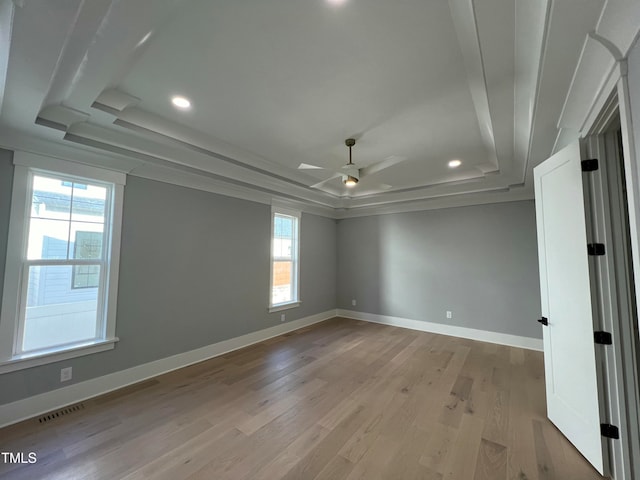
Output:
[71,183,106,222]
[272,260,292,304]
[71,227,104,260]
[27,219,70,260]
[275,215,293,239]
[31,176,72,221]
[272,238,292,259]
[273,215,293,259]
[22,265,99,352]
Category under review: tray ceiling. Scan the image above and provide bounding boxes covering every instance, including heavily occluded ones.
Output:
[0,0,638,215]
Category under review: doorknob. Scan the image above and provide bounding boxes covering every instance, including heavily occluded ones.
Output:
[538,317,548,326]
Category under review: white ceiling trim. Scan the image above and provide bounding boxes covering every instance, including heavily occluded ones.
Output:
[0,127,535,219]
[344,179,526,210]
[36,100,336,204]
[61,123,338,208]
[32,100,536,214]
[594,0,640,58]
[2,0,637,218]
[93,89,317,187]
[39,0,114,109]
[448,0,500,176]
[524,0,607,183]
[553,0,640,148]
[514,0,551,186]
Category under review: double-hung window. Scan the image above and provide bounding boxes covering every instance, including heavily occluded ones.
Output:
[269,207,300,311]
[0,152,125,372]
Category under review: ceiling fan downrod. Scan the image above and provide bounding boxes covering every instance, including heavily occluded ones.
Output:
[346,138,355,166]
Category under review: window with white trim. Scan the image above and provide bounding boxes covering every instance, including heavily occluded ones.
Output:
[0,152,125,372]
[269,208,300,311]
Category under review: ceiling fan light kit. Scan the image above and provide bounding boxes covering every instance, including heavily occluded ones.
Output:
[343,175,358,186]
[342,138,359,187]
[342,139,359,186]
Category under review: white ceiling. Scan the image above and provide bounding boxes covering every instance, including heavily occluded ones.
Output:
[0,0,638,216]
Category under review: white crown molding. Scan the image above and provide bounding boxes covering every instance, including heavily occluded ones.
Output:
[337,309,543,351]
[0,310,337,429]
[334,187,533,219]
[0,127,141,174]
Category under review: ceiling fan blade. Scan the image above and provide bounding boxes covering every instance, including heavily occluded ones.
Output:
[298,163,325,170]
[360,155,408,177]
[310,173,341,189]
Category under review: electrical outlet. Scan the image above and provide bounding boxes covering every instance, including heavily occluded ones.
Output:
[280,313,286,322]
[446,311,452,319]
[351,299,357,306]
[60,367,72,382]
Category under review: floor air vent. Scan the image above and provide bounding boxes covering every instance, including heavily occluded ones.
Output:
[38,403,85,424]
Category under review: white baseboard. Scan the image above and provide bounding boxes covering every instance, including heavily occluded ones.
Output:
[0,309,543,428]
[0,310,336,429]
[337,309,543,351]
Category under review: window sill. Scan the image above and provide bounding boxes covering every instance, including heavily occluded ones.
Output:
[0,337,119,374]
[268,301,301,313]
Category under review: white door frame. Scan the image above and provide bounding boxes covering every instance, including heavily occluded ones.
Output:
[580,60,640,480]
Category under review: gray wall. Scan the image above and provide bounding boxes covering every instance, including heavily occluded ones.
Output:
[629,36,640,183]
[0,149,12,316]
[0,164,337,405]
[336,201,542,339]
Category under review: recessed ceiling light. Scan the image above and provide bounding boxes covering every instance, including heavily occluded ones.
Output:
[448,159,462,168]
[327,0,347,6]
[171,96,191,109]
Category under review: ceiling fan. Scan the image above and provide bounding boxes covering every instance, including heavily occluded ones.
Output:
[299,138,407,190]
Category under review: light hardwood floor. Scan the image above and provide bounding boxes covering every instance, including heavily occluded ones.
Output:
[0,318,605,480]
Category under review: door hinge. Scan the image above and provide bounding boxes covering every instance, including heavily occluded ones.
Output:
[601,423,620,439]
[594,331,612,345]
[537,317,548,326]
[587,243,605,256]
[581,159,599,172]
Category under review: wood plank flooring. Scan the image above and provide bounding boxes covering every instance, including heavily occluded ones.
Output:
[0,318,606,480]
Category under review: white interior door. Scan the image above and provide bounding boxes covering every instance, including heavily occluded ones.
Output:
[534,141,608,474]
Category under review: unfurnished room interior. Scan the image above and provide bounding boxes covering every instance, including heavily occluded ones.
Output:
[0,1,640,479]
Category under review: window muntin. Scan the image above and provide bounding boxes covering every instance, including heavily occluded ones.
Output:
[16,172,112,355]
[270,209,300,308]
